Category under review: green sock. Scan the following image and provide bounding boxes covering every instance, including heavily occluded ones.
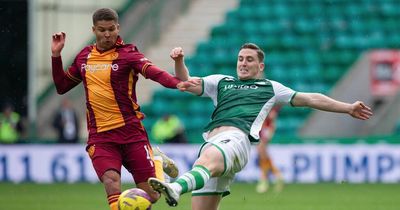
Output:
[175,165,211,194]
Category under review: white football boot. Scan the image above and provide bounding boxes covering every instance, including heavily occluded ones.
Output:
[148,177,180,207]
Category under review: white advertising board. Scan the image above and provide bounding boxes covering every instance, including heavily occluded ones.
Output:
[0,144,399,183]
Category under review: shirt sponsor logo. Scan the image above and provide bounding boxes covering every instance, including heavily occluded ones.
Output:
[81,63,119,73]
[223,84,258,91]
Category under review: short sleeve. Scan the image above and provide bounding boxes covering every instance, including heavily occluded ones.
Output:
[202,74,231,97]
[270,80,296,105]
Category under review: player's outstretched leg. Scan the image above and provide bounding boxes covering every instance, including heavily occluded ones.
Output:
[154,146,179,178]
[148,178,180,207]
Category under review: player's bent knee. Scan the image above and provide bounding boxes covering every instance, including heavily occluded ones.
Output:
[195,147,225,176]
[102,170,120,182]
[101,170,121,194]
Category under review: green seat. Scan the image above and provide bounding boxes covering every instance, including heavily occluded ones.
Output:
[322,66,342,83]
[196,42,213,54]
[142,116,157,132]
[237,6,255,20]
[187,100,214,116]
[276,117,301,136]
[219,66,236,76]
[181,115,208,131]
[140,104,153,116]
[294,18,317,33]
[303,65,320,82]
[185,128,204,144]
[211,25,232,37]
[150,98,169,116]
[268,66,290,84]
[335,35,354,49]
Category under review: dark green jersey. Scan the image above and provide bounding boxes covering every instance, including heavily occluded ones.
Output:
[201,75,296,142]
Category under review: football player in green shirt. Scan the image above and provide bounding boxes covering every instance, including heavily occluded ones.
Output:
[149,43,373,210]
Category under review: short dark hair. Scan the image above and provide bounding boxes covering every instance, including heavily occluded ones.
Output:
[92,8,119,25]
[240,43,265,62]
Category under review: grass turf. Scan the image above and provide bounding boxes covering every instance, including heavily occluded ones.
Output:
[0,183,398,210]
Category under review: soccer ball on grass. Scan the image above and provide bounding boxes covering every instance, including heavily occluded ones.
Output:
[118,188,152,210]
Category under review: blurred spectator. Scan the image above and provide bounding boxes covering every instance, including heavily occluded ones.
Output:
[256,106,284,193]
[151,114,187,144]
[52,98,80,143]
[0,102,23,143]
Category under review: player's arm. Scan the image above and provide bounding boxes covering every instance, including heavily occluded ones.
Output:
[145,65,199,90]
[169,47,202,95]
[170,47,189,81]
[291,92,373,120]
[177,77,203,95]
[51,32,81,94]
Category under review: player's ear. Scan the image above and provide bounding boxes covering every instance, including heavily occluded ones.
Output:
[259,63,265,72]
[92,25,96,33]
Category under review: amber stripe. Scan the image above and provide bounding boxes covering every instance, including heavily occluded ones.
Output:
[141,63,153,77]
[107,193,121,204]
[66,71,81,83]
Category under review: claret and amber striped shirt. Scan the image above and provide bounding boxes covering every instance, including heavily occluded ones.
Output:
[52,37,181,143]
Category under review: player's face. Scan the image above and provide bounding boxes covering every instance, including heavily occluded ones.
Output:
[92,20,120,51]
[237,49,264,80]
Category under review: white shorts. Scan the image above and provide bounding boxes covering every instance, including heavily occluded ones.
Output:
[192,130,251,197]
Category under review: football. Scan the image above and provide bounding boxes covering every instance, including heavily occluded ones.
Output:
[118,188,152,210]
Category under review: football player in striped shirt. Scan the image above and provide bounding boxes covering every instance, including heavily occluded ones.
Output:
[51,8,196,210]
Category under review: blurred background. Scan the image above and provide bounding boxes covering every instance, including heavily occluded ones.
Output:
[1,0,400,143]
[0,0,399,209]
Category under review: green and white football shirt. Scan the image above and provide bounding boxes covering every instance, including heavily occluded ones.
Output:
[201,74,296,142]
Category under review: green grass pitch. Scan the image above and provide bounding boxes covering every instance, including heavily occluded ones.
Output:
[0,183,398,210]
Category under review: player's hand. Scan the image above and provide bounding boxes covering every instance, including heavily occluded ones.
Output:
[51,32,66,57]
[170,47,184,61]
[176,77,201,91]
[348,101,373,120]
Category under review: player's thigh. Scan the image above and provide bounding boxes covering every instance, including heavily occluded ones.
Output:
[192,195,221,210]
[195,145,225,176]
[122,141,155,183]
[86,143,123,180]
[202,130,251,176]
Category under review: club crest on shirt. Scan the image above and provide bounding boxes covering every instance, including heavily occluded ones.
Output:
[111,52,119,59]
